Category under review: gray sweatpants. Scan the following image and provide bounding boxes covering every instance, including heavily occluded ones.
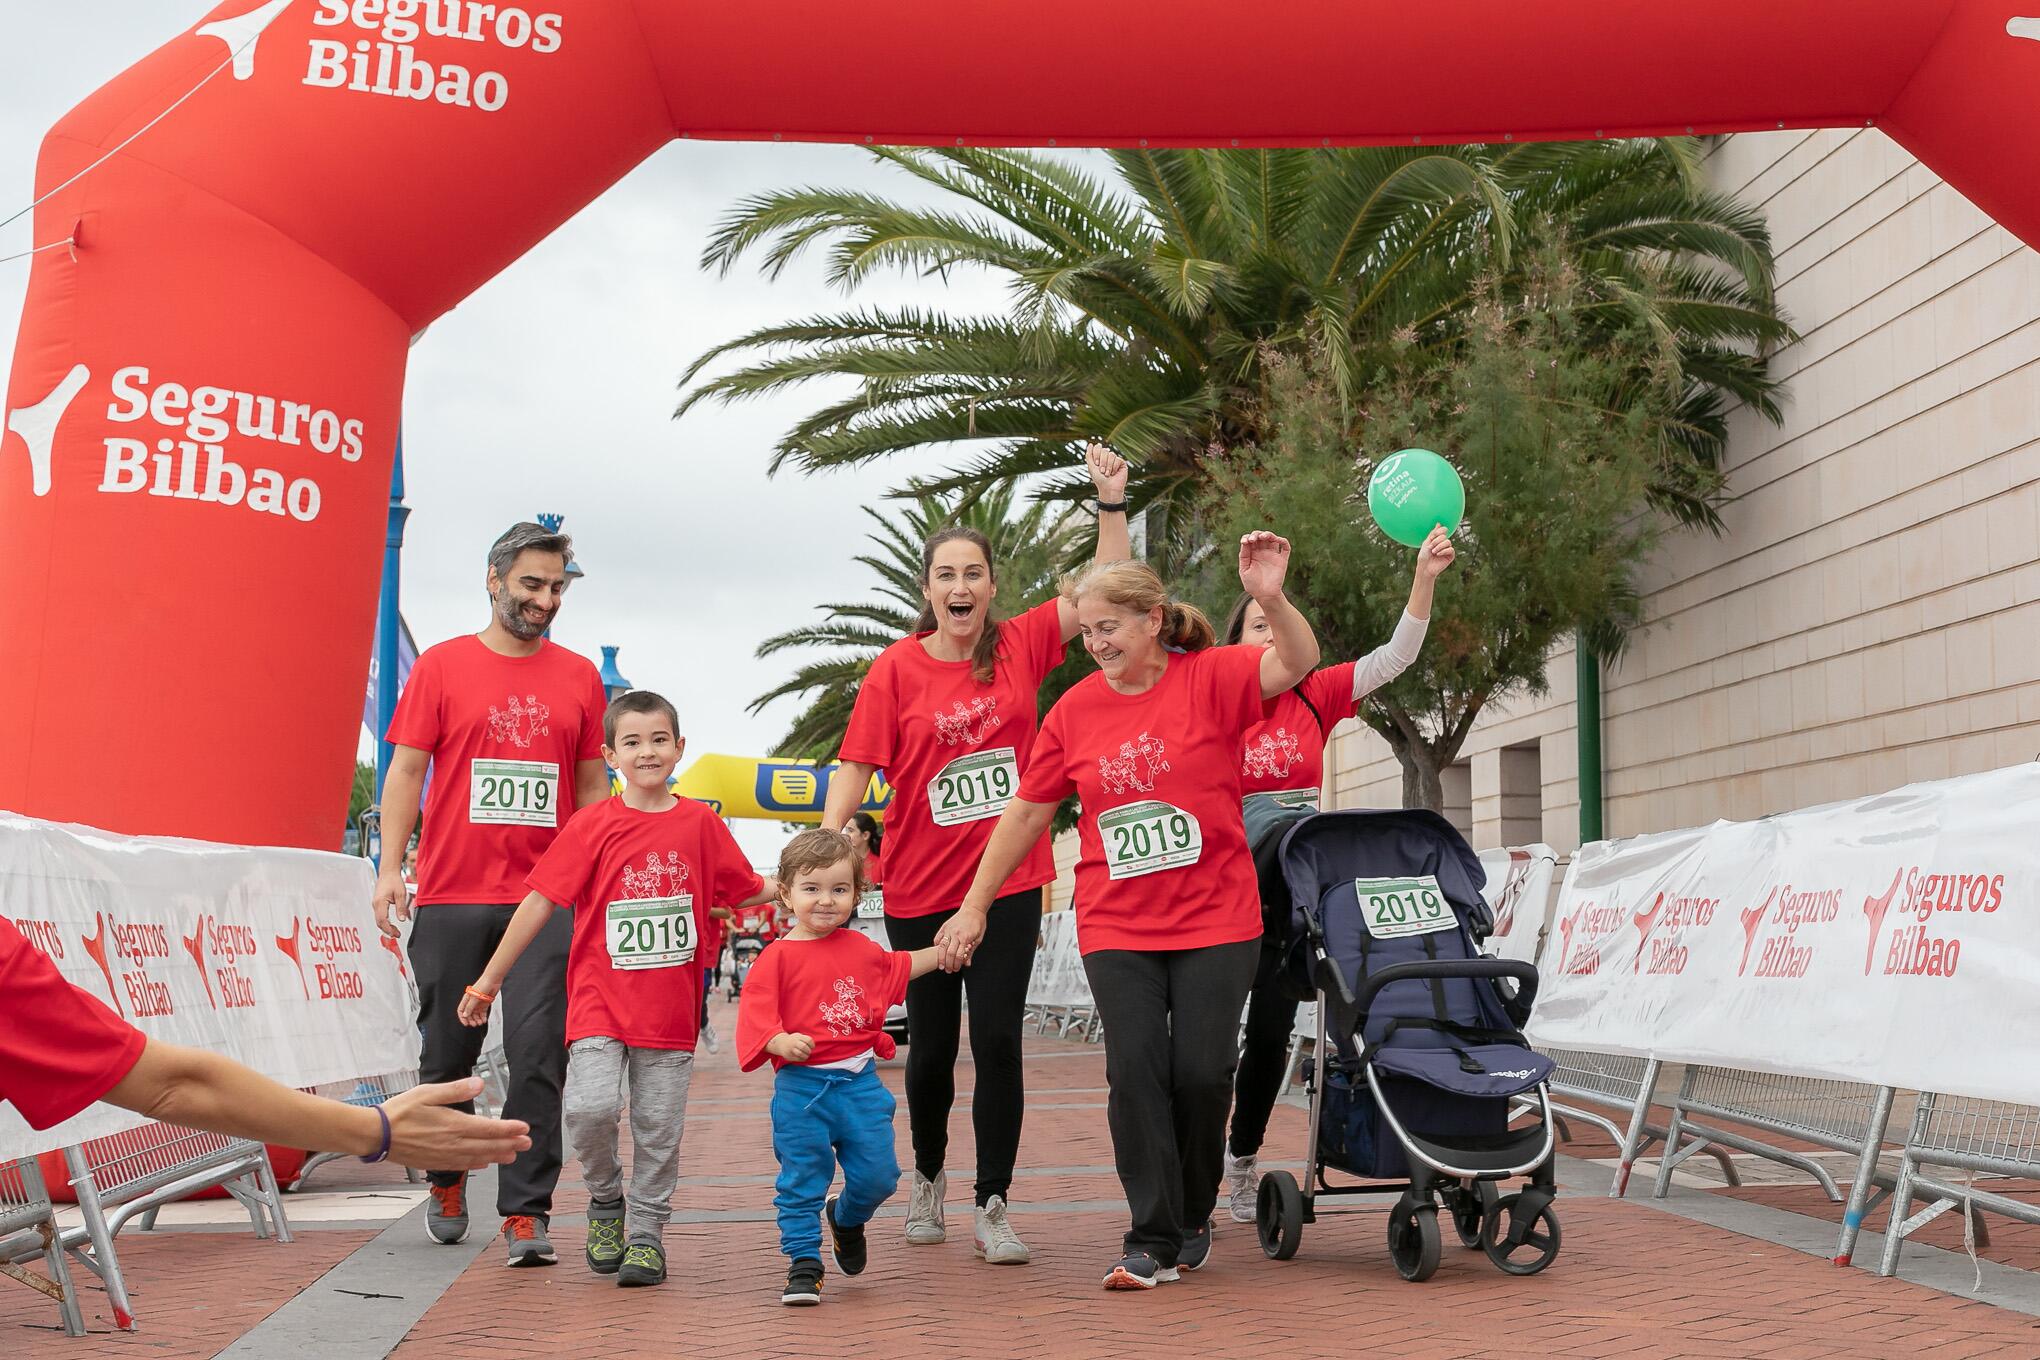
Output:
[561,1037,694,1243]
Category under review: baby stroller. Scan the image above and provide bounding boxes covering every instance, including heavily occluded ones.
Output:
[1255,809,1561,1282]
[726,929,769,1001]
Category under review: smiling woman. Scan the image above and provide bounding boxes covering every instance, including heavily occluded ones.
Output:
[816,442,1127,1261]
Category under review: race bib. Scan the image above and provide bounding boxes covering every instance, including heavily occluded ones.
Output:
[929,747,1018,826]
[1099,801,1203,880]
[606,894,696,970]
[856,890,886,920]
[1353,875,1453,939]
[469,758,560,826]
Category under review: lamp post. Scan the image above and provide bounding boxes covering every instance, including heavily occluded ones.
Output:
[601,645,632,702]
[374,437,411,799]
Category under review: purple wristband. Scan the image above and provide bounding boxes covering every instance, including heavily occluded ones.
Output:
[360,1105,391,1164]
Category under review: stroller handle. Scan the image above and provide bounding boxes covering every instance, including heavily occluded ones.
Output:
[1345,958,1540,1028]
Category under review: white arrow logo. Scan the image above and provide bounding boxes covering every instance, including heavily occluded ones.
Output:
[4,364,89,498]
[196,0,296,81]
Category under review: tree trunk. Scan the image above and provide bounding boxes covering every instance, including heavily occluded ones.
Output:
[1399,745,1445,812]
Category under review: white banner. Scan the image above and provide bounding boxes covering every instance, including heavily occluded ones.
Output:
[0,813,418,1161]
[1527,763,2040,1107]
[1477,843,1559,964]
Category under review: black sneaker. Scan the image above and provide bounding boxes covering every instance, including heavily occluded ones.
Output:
[781,1257,824,1306]
[1102,1251,1178,1290]
[1178,1222,1212,1272]
[617,1240,666,1287]
[585,1198,625,1274]
[825,1195,868,1276]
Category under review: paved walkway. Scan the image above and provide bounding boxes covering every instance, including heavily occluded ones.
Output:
[16,998,2040,1358]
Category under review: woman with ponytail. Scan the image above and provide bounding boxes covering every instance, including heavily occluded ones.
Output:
[952,534,1319,1290]
[821,443,1130,1266]
[1218,523,1456,1222]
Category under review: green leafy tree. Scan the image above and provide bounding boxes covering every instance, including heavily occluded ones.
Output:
[679,142,1789,550]
[1195,259,1663,811]
[752,482,1081,760]
[345,760,375,843]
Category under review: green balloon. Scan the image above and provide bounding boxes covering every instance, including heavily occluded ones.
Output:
[1367,448,1464,547]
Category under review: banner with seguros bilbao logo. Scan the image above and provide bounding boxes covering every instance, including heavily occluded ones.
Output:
[1527,762,2040,1108]
[0,812,416,1161]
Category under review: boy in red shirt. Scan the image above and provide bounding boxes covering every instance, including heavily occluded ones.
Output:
[736,830,944,1306]
[460,691,777,1287]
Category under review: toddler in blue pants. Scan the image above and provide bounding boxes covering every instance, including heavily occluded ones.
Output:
[736,829,944,1305]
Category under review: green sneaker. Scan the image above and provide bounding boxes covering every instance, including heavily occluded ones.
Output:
[585,1199,626,1275]
[617,1241,667,1287]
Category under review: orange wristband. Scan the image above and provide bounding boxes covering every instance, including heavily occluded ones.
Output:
[464,985,496,1004]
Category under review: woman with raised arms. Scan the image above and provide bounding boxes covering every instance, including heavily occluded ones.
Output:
[820,443,1131,1266]
[948,534,1319,1289]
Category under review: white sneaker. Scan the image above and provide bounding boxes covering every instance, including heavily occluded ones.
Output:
[700,1020,720,1055]
[973,1195,1031,1264]
[905,1170,947,1244]
[1223,1150,1258,1224]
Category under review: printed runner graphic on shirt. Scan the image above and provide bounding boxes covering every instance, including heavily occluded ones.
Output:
[1098,800,1203,880]
[487,693,552,748]
[933,698,1002,747]
[1242,727,1303,780]
[606,853,694,971]
[818,977,868,1036]
[1098,733,1169,795]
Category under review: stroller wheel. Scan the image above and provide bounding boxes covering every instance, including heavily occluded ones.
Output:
[1256,1170,1304,1261]
[1449,1181,1498,1250]
[1386,1200,1441,1283]
[1481,1193,1561,1276]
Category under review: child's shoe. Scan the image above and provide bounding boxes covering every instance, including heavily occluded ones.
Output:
[617,1240,666,1287]
[825,1195,867,1275]
[781,1257,824,1306]
[585,1198,625,1274]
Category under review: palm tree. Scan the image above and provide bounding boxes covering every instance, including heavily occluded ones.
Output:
[752,483,1081,760]
[678,141,1792,541]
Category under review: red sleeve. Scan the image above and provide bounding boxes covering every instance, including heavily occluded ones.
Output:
[385,647,441,751]
[524,805,595,907]
[1016,703,1076,804]
[1008,597,1068,682]
[1301,662,1359,730]
[705,816,766,907]
[0,919,147,1130]
[577,663,607,763]
[1201,646,1270,739]
[871,938,915,1011]
[735,946,786,1072]
[838,648,899,768]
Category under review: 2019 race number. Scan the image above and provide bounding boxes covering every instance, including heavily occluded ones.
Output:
[468,758,559,827]
[1098,800,1203,880]
[1352,875,1453,939]
[929,747,1018,826]
[605,895,696,970]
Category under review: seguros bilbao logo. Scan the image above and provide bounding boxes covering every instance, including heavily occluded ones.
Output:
[1862,866,2003,979]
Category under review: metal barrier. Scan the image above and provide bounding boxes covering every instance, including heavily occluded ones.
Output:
[1531,1049,1737,1198]
[1877,1093,2036,1277]
[475,1044,511,1118]
[1648,1067,1960,1265]
[1276,1001,1319,1100]
[0,1156,85,1336]
[296,1070,422,1190]
[62,1123,290,1328]
[1024,914,1099,1041]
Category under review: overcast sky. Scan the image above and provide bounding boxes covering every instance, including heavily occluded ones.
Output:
[1,5,1054,860]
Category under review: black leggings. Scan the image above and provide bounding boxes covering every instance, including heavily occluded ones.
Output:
[884,888,1041,1206]
[1228,939,1301,1159]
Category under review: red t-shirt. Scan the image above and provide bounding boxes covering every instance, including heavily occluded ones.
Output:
[1238,662,1358,795]
[735,929,914,1071]
[526,797,764,1050]
[839,599,1067,917]
[387,636,607,905]
[863,843,885,888]
[1019,646,1268,955]
[0,918,147,1130]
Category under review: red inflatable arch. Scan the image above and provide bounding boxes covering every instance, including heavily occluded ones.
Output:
[5,1,2038,848]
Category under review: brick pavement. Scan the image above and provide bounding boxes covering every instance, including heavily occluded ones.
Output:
[16,999,2040,1358]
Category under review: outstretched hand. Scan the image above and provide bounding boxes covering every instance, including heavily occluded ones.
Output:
[1085,442,1129,503]
[1415,524,1456,581]
[1237,531,1293,599]
[383,1077,532,1170]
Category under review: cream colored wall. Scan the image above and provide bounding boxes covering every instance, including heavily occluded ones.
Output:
[1327,128,2040,854]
